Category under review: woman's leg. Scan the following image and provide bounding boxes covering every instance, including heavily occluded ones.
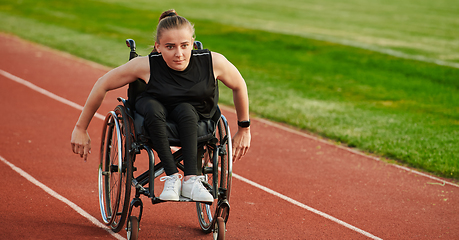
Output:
[135,97,178,176]
[169,102,199,177]
[170,103,213,202]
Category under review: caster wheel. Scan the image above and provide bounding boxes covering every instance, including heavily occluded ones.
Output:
[213,217,225,240]
[126,216,139,240]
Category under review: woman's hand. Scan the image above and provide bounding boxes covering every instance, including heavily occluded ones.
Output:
[71,126,91,161]
[232,127,251,162]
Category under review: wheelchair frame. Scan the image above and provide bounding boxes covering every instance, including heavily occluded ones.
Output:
[97,39,232,240]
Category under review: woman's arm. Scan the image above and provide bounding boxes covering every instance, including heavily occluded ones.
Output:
[71,56,150,160]
[212,52,251,162]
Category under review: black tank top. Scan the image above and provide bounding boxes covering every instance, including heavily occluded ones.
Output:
[143,49,218,118]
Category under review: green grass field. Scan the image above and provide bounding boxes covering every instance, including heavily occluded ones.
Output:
[1,0,458,180]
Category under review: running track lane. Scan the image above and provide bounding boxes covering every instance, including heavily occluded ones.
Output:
[1,33,458,239]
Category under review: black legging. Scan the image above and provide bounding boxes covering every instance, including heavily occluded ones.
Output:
[135,96,199,176]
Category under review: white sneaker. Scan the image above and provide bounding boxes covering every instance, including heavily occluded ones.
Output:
[159,174,182,201]
[181,176,214,202]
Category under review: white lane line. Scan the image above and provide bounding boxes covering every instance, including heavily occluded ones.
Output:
[0,69,105,121]
[221,104,458,188]
[233,173,383,240]
[254,117,459,188]
[2,68,383,239]
[0,155,126,240]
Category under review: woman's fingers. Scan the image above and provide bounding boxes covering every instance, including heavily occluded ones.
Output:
[232,147,240,162]
[71,142,91,160]
[71,128,91,160]
[83,144,91,160]
[232,144,249,162]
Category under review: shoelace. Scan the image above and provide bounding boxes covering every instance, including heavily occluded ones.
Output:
[191,176,208,194]
[160,174,182,190]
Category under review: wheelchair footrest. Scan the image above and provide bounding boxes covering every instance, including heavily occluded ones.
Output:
[151,196,214,205]
[177,196,213,204]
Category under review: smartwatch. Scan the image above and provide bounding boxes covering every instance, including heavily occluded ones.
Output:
[237,120,251,128]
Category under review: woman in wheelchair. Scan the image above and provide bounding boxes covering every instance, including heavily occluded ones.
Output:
[71,9,251,202]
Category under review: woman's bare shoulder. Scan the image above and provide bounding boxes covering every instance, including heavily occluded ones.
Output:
[211,51,227,64]
[211,51,231,75]
[120,56,150,82]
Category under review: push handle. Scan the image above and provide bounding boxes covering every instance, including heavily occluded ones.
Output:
[126,39,136,51]
[193,41,203,50]
[126,39,139,60]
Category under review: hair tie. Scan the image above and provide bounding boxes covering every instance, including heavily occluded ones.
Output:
[166,12,177,17]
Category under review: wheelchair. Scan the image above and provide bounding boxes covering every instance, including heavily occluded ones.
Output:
[97,39,232,240]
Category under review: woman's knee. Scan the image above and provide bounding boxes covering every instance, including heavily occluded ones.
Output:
[136,98,167,121]
[171,103,199,123]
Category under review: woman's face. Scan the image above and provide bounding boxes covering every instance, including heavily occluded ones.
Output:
[155,27,194,71]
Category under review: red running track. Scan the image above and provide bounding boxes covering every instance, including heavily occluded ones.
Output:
[1,33,458,239]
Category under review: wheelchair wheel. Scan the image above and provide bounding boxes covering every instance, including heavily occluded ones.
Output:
[126,216,140,240]
[98,105,134,232]
[196,116,232,233]
[213,217,225,240]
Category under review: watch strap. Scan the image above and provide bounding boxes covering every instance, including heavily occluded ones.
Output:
[237,120,251,128]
